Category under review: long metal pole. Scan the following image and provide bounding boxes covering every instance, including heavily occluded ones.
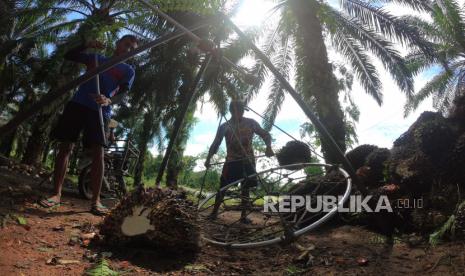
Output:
[155,55,212,187]
[94,55,107,146]
[0,23,208,139]
[135,0,355,179]
[220,14,357,178]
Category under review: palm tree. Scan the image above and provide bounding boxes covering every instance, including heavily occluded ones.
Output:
[115,12,208,186]
[0,1,69,70]
[401,0,465,114]
[0,1,72,159]
[248,0,433,162]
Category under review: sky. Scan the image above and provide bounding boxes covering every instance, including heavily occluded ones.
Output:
[171,0,437,162]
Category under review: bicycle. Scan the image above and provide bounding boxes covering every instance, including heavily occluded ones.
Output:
[78,138,139,199]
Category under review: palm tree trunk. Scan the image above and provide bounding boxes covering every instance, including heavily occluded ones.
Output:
[21,126,48,166]
[14,126,27,160]
[165,108,195,189]
[155,56,211,186]
[166,150,181,188]
[134,110,156,187]
[41,140,51,166]
[0,130,16,157]
[289,0,346,163]
[21,112,54,166]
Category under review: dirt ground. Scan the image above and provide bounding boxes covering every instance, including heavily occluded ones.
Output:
[1,167,464,275]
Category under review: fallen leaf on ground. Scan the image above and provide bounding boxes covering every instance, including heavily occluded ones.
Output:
[15,215,27,225]
[46,257,80,265]
[84,258,118,276]
[58,259,81,265]
[80,232,96,240]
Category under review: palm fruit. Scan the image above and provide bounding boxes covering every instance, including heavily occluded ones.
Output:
[362,148,390,188]
[345,144,378,170]
[442,133,465,186]
[99,188,200,255]
[412,114,455,162]
[276,141,312,169]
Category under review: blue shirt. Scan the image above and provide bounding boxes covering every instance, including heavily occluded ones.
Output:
[69,53,135,118]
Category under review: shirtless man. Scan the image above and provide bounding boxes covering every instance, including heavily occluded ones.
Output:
[205,101,274,223]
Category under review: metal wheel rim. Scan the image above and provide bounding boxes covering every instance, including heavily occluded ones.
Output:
[198,163,352,248]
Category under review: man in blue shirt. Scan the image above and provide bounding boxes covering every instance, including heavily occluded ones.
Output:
[39,35,138,215]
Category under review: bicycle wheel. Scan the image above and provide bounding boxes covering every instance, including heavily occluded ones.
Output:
[197,163,352,248]
[78,166,93,200]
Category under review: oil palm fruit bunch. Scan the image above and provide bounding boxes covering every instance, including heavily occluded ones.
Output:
[99,187,200,255]
[345,144,378,170]
[276,141,312,169]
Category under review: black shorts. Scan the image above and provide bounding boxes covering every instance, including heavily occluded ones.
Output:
[220,160,257,188]
[50,101,108,146]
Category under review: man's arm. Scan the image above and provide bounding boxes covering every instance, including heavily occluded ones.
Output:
[253,120,274,157]
[204,125,226,168]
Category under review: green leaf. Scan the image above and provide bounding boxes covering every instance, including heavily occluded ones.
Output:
[429,214,456,246]
[16,216,27,226]
[85,259,119,276]
[284,265,306,275]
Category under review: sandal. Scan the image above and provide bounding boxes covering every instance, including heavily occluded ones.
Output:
[38,198,61,208]
[90,203,109,216]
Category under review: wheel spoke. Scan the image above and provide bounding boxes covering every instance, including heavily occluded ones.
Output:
[198,163,352,248]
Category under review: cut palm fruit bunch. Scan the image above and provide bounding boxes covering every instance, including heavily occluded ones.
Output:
[99,187,200,255]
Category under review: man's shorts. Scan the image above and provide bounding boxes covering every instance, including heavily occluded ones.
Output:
[50,101,108,146]
[220,159,258,188]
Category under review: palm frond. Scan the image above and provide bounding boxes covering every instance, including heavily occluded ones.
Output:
[357,0,433,12]
[405,50,439,76]
[330,30,383,105]
[326,6,414,96]
[399,15,443,43]
[431,0,465,52]
[246,23,281,102]
[262,34,293,130]
[340,0,434,55]
[404,67,458,114]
